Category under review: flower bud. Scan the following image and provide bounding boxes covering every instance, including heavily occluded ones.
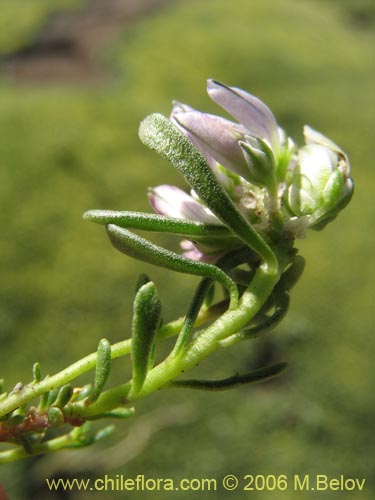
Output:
[239,136,275,188]
[172,108,250,178]
[286,127,353,226]
[139,81,354,253]
[207,79,280,151]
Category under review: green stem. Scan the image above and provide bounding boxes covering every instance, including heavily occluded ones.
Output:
[140,262,281,398]
[0,433,75,463]
[0,302,223,419]
[72,247,290,417]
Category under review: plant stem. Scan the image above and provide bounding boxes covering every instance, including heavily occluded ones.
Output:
[72,246,290,418]
[0,301,223,418]
[0,433,76,463]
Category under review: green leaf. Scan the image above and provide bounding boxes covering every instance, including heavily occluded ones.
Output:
[70,422,94,447]
[130,282,162,397]
[172,277,213,356]
[282,255,305,290]
[55,384,74,408]
[136,273,151,291]
[87,408,135,420]
[139,113,277,272]
[219,277,291,348]
[219,254,303,349]
[84,210,232,239]
[46,388,59,407]
[32,363,41,383]
[73,384,93,402]
[47,407,64,426]
[107,224,238,307]
[88,339,111,403]
[172,362,287,391]
[93,425,115,442]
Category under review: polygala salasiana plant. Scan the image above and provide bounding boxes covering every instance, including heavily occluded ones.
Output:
[0,80,353,463]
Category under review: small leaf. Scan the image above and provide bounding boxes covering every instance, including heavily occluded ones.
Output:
[70,422,94,447]
[32,363,41,383]
[93,425,115,442]
[87,407,135,420]
[47,407,65,426]
[88,339,112,404]
[46,388,59,407]
[172,277,212,356]
[172,362,287,391]
[55,385,74,408]
[282,255,305,290]
[39,392,49,410]
[73,384,93,402]
[136,273,151,292]
[20,435,35,454]
[130,282,162,397]
[219,288,290,347]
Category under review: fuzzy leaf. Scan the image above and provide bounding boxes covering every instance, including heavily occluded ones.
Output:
[84,210,231,239]
[172,362,287,390]
[89,339,111,403]
[139,114,277,271]
[107,224,238,307]
[130,282,162,397]
[55,385,74,408]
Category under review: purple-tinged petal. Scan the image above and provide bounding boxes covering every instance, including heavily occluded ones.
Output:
[148,184,219,223]
[172,109,250,178]
[207,79,280,150]
[180,240,219,263]
[170,100,195,116]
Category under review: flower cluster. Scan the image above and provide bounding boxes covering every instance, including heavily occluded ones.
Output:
[148,80,353,261]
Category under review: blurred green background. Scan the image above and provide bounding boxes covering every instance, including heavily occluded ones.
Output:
[0,0,373,498]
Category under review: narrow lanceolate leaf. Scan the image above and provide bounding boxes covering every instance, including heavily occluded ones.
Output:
[282,255,305,290]
[46,388,59,407]
[130,282,162,397]
[107,224,238,307]
[93,425,115,442]
[172,362,287,391]
[32,363,41,383]
[138,114,277,272]
[87,408,135,421]
[84,210,232,239]
[172,277,213,356]
[219,290,290,347]
[88,339,112,403]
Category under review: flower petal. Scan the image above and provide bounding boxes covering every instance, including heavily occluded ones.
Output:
[180,240,218,262]
[172,109,249,178]
[148,184,219,223]
[207,79,280,149]
[303,125,350,175]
